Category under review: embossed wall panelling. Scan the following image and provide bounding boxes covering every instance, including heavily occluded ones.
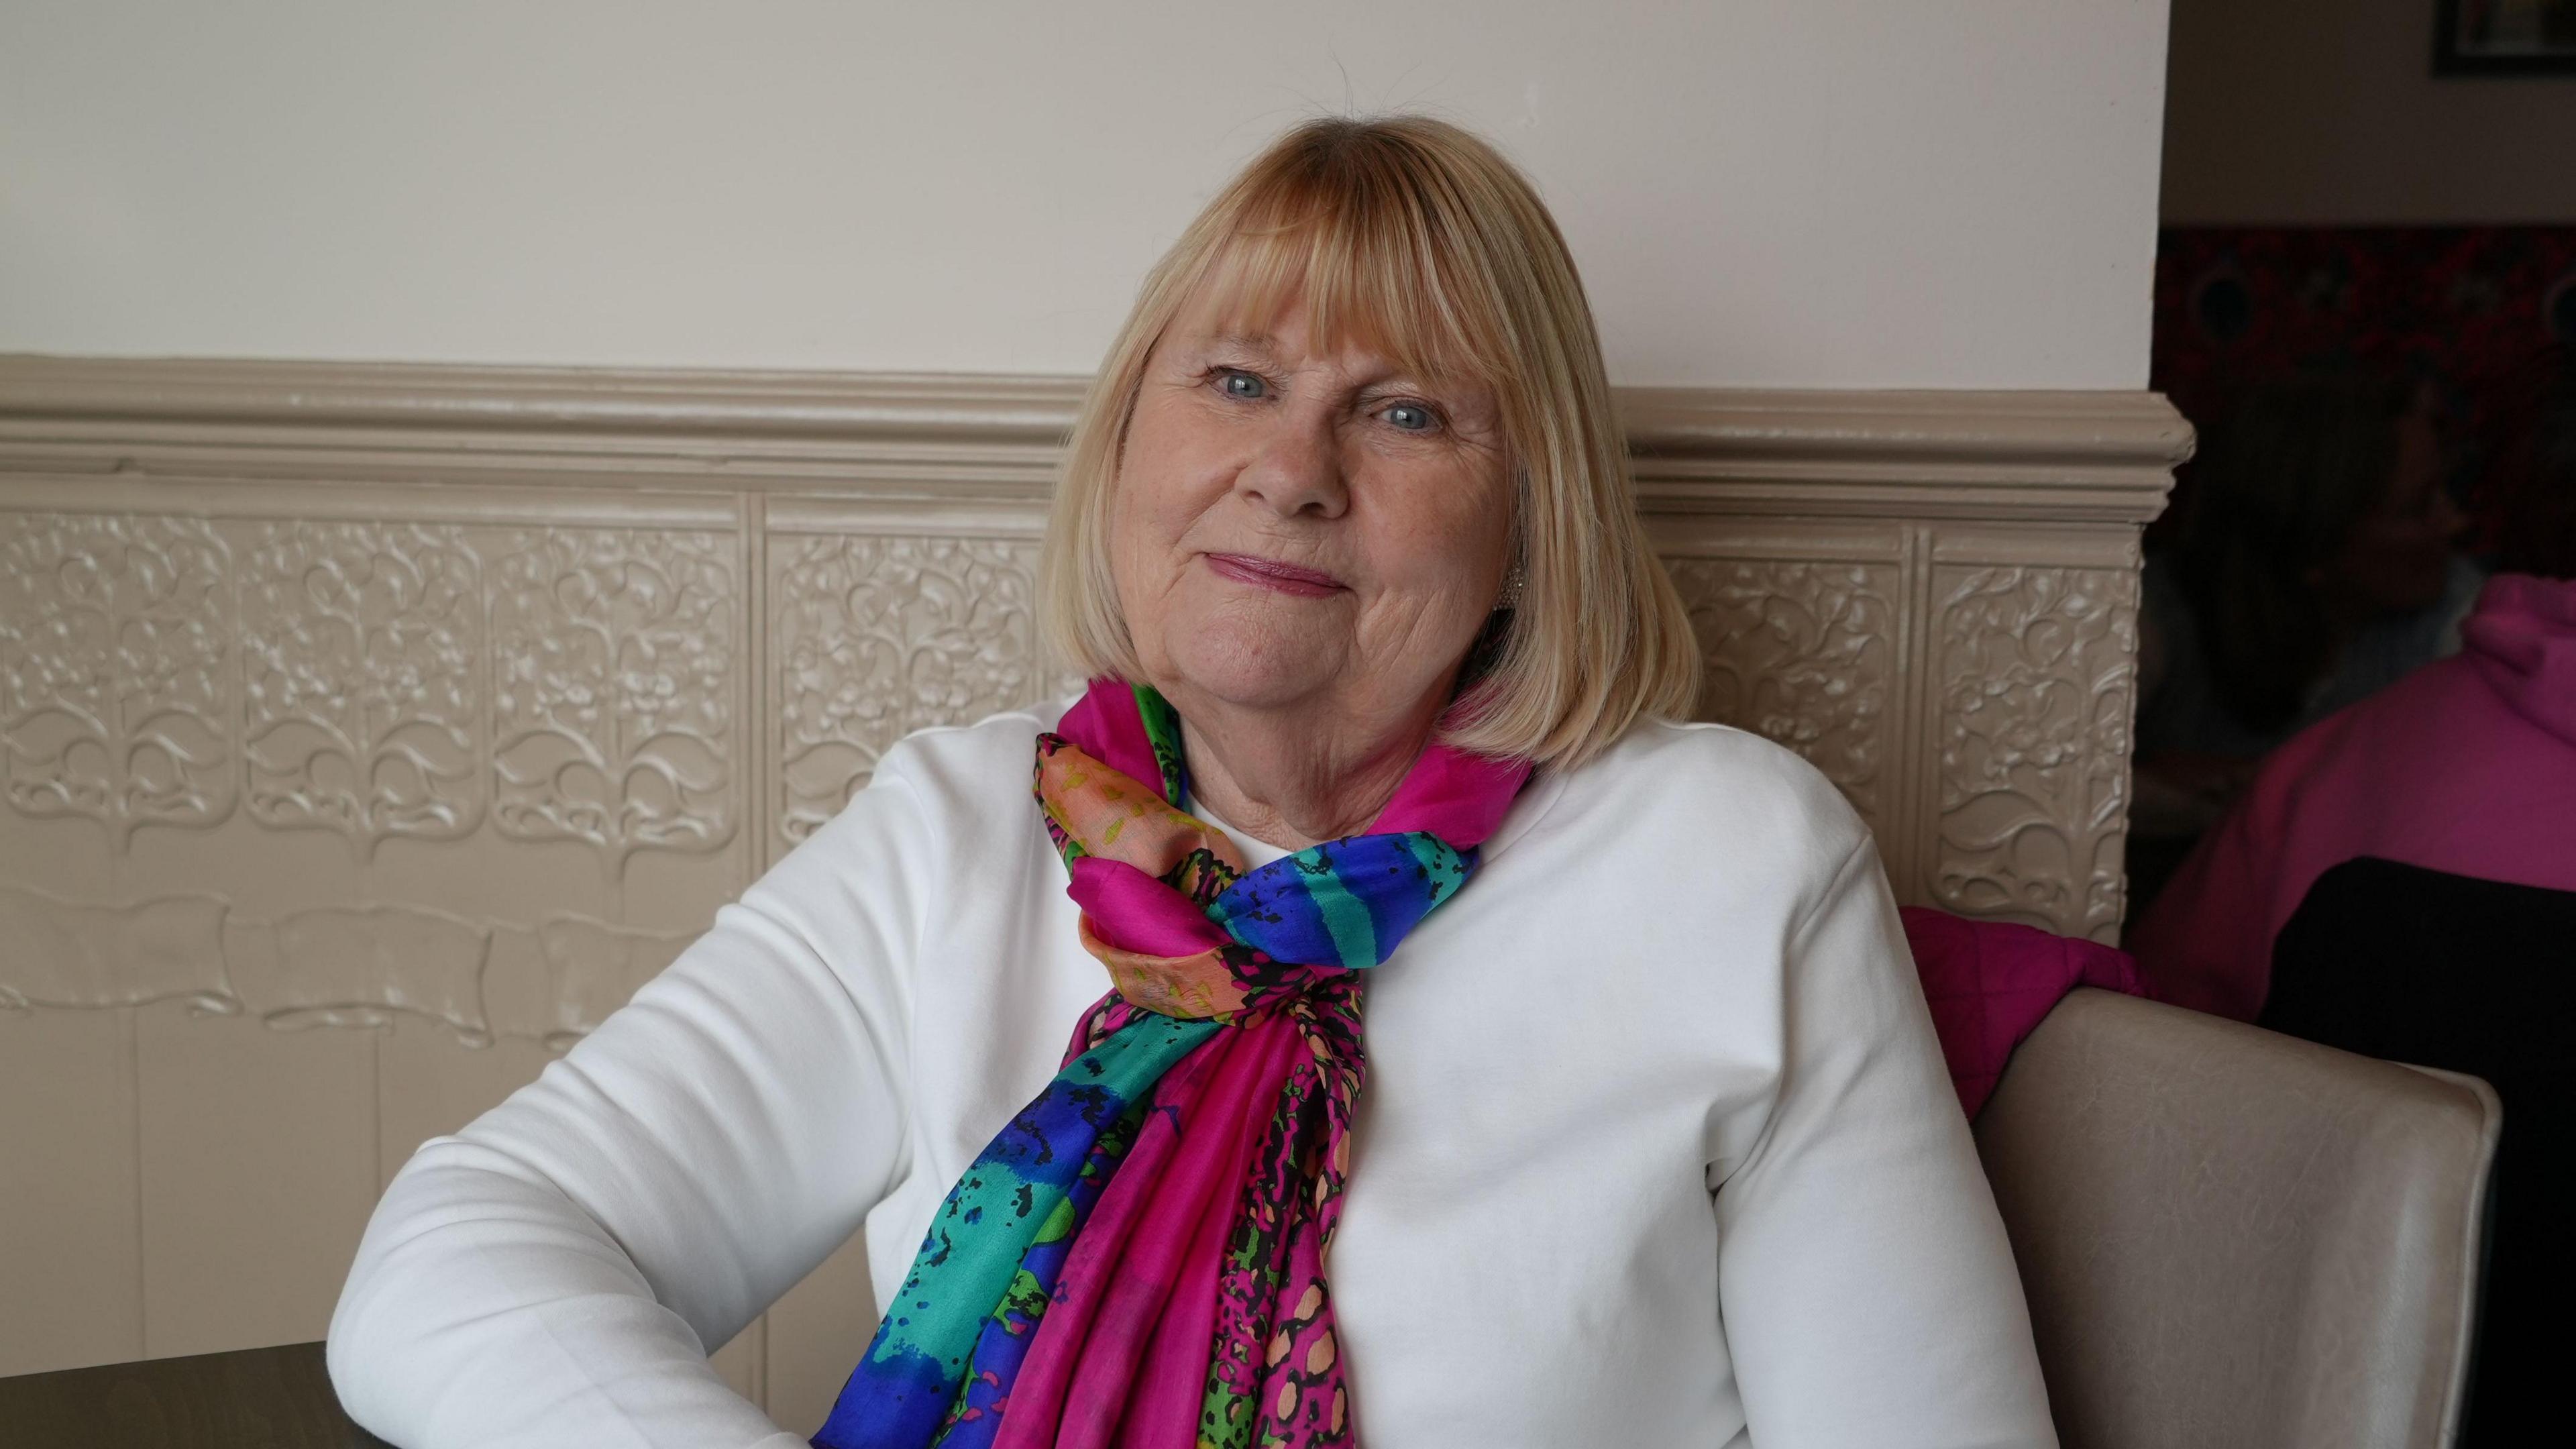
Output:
[0,466,766,1383]
[1629,391,2184,945]
[0,511,236,844]
[0,359,2187,1417]
[489,525,741,870]
[0,1006,140,1374]
[239,521,483,857]
[134,999,380,1359]
[1641,517,2150,941]
[1915,529,2145,943]
[765,498,1068,855]
[372,1014,553,1192]
[1651,519,1912,883]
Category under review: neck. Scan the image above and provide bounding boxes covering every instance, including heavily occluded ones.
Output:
[1167,688,1448,850]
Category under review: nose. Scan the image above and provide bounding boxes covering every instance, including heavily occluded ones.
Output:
[2433,488,2471,541]
[1234,406,1350,520]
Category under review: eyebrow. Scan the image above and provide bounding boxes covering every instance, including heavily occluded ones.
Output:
[1204,331,1426,379]
[1191,329,1474,402]
[1203,331,1282,356]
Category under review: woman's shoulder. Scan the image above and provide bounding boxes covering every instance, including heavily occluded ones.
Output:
[808,696,1071,859]
[1544,716,1873,881]
[869,695,1070,795]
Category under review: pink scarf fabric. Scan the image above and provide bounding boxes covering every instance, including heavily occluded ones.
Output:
[814,678,2131,1448]
[814,681,1525,1448]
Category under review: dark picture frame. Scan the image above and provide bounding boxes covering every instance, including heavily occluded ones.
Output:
[2435,0,2576,74]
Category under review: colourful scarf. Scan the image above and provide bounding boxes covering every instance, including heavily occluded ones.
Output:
[814,680,1528,1449]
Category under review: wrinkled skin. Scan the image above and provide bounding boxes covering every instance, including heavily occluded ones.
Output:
[1109,282,1513,847]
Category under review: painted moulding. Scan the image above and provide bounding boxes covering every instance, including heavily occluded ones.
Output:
[0,360,2190,1042]
[0,357,2184,1405]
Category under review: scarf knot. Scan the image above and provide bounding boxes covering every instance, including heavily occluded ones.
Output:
[1037,732,1481,1022]
[817,682,1527,1449]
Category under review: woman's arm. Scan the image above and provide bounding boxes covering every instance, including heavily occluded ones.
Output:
[1713,839,2058,1448]
[327,764,936,1449]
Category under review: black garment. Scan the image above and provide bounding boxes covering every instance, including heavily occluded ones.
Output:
[2261,857,2576,1446]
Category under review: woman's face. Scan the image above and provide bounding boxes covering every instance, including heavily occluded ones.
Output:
[2324,402,2467,618]
[1108,281,1514,730]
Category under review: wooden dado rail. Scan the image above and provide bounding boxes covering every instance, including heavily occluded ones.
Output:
[0,356,2188,1428]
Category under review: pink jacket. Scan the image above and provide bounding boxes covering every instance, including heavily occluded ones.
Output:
[2129,574,2576,1021]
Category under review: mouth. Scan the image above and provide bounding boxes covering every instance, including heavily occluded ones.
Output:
[1202,552,1348,598]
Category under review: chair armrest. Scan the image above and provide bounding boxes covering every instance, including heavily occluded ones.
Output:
[1974,988,2500,1449]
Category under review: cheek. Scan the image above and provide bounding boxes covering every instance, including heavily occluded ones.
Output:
[2347,521,2451,606]
[1108,470,1176,561]
[1367,470,1512,606]
[2360,514,2448,566]
[1114,408,1234,553]
[1104,489,1182,659]
[1104,433,1230,664]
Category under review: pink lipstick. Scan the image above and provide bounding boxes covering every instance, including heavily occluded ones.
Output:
[1203,553,1346,598]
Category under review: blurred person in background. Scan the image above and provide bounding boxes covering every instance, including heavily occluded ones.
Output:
[2129,345,2576,1444]
[2128,375,2483,904]
[2131,352,2573,1016]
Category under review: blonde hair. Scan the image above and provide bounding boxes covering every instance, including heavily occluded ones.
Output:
[1039,114,1700,769]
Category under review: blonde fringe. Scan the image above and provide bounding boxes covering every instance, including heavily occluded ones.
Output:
[1038,115,1700,772]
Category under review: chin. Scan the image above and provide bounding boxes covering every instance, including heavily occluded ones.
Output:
[1157,625,1342,712]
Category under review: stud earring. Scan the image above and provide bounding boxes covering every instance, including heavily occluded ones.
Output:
[1496,561,1527,612]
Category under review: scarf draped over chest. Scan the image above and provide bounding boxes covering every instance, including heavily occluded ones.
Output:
[815,681,1528,1449]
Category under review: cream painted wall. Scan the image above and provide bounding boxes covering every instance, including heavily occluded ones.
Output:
[2164,0,2576,223]
[0,1,2171,388]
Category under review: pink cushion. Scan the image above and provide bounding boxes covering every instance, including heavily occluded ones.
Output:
[1901,907,2145,1116]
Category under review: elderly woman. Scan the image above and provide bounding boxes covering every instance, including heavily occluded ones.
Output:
[329,117,2054,1448]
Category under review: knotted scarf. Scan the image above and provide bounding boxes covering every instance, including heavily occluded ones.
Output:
[814,680,1528,1449]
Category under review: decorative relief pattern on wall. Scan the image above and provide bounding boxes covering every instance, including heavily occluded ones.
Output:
[489,528,737,869]
[0,512,740,1045]
[1927,564,2138,943]
[529,917,696,1052]
[771,533,1061,846]
[0,512,748,875]
[0,877,694,1051]
[0,363,2184,1393]
[0,879,233,1013]
[241,521,484,857]
[0,508,2153,987]
[0,513,237,842]
[1669,557,1899,828]
[260,903,493,1040]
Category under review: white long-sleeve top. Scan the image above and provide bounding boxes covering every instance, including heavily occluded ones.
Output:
[328,702,2057,1448]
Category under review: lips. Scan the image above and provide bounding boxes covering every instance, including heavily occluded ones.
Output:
[1203,552,1346,598]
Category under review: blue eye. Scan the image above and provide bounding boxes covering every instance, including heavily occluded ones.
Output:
[1218,370,1267,400]
[1382,402,1435,432]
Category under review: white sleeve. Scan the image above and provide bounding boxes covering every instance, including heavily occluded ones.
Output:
[1713,839,2059,1449]
[327,764,934,1449]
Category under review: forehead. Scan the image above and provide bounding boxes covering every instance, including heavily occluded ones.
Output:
[1171,226,1503,386]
